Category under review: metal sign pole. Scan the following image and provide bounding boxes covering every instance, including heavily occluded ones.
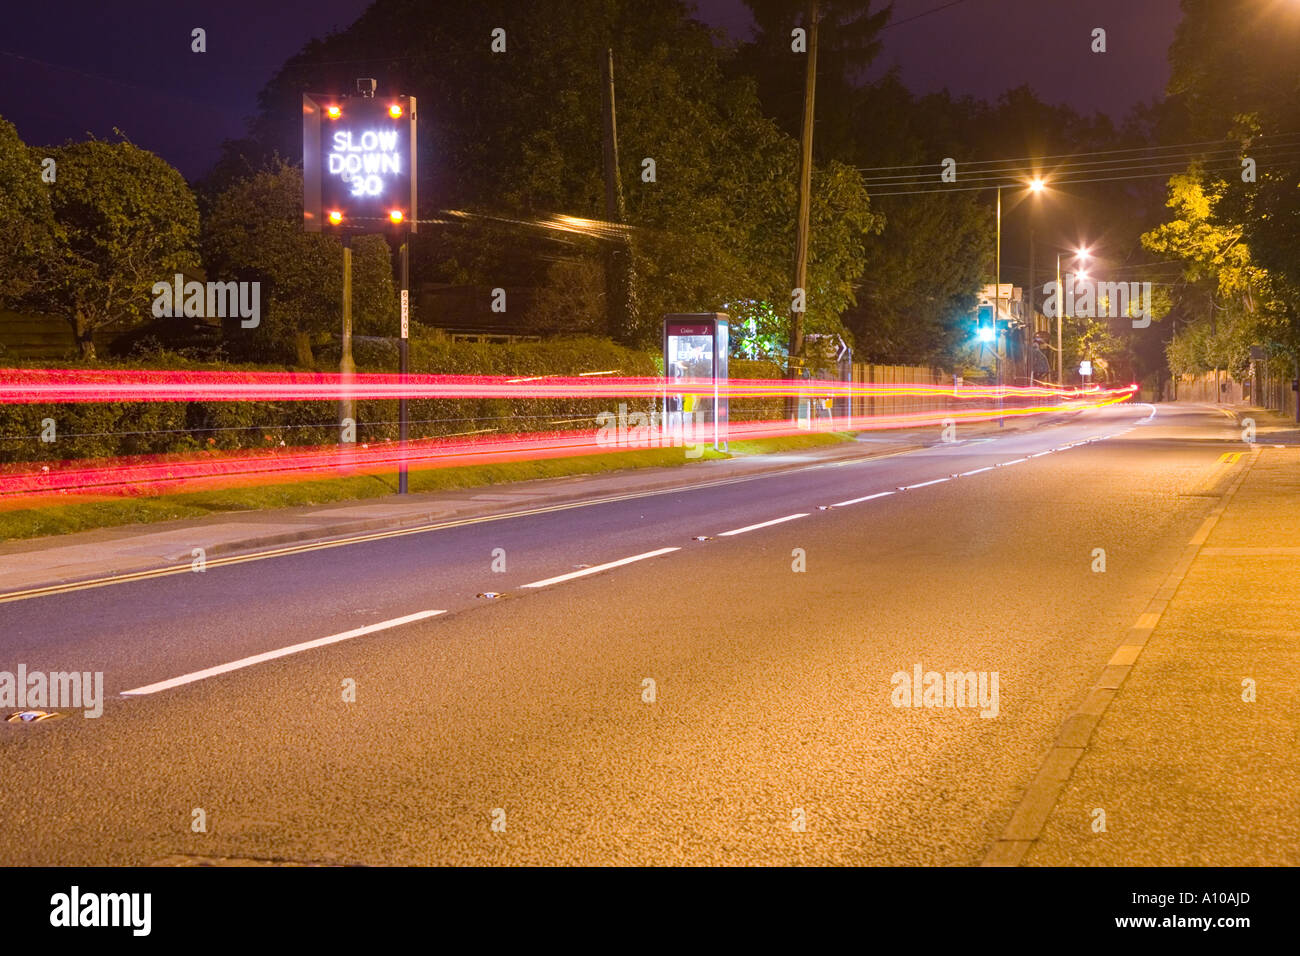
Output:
[341,239,354,434]
[399,240,410,493]
[713,329,720,451]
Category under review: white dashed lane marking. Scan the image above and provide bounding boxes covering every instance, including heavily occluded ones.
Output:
[717,513,810,537]
[521,547,680,588]
[832,491,896,508]
[121,609,446,697]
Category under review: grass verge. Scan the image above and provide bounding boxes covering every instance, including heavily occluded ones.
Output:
[0,431,860,542]
[726,432,856,455]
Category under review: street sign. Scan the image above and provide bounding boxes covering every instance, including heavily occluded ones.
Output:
[303,92,417,234]
[303,84,418,497]
[1079,360,1093,376]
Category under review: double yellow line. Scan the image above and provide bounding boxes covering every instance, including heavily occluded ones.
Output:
[1,450,909,605]
[0,496,637,606]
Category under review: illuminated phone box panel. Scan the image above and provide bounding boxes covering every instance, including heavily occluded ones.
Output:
[663,313,728,450]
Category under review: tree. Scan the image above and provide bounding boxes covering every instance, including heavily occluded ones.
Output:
[526,256,606,334]
[1142,174,1267,308]
[203,161,336,366]
[1143,173,1286,377]
[202,161,396,366]
[0,116,55,313]
[850,192,987,364]
[44,137,199,359]
[1156,0,1300,381]
[831,79,991,365]
[626,76,880,346]
[229,0,879,351]
[350,234,400,339]
[738,0,892,157]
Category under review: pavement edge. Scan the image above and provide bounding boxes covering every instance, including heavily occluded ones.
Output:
[980,438,1260,867]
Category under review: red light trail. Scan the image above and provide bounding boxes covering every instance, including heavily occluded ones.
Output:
[0,369,1115,404]
[0,378,1136,507]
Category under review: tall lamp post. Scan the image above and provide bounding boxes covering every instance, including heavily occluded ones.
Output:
[1055,254,1063,385]
[1054,247,1090,385]
[1026,178,1045,387]
[995,177,1044,388]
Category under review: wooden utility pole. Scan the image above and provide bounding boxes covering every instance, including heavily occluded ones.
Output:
[602,48,634,340]
[790,0,819,388]
[602,48,622,223]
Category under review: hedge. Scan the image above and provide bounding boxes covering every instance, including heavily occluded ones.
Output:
[730,358,787,422]
[0,336,660,465]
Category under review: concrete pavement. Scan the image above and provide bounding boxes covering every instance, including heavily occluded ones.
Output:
[1238,403,1300,444]
[1006,440,1300,865]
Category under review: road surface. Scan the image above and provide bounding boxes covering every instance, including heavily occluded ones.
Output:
[0,402,1251,865]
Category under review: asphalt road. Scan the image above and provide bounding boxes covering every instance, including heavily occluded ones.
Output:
[0,402,1249,864]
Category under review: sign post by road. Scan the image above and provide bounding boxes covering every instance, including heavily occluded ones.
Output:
[304,81,417,491]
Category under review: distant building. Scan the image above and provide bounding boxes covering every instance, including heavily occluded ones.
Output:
[977,283,1025,327]
[975,283,1050,384]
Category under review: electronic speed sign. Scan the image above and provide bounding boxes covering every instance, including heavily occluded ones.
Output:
[303,91,417,233]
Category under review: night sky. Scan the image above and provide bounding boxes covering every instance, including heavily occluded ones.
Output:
[1,0,1184,180]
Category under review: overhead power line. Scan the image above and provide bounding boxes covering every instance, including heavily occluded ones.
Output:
[880,0,980,31]
[864,156,1300,197]
[854,132,1300,177]
[856,140,1300,185]
[863,152,1300,192]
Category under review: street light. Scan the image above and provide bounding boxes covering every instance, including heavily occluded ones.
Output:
[1025,179,1046,387]
[994,175,1047,395]
[1054,247,1090,385]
